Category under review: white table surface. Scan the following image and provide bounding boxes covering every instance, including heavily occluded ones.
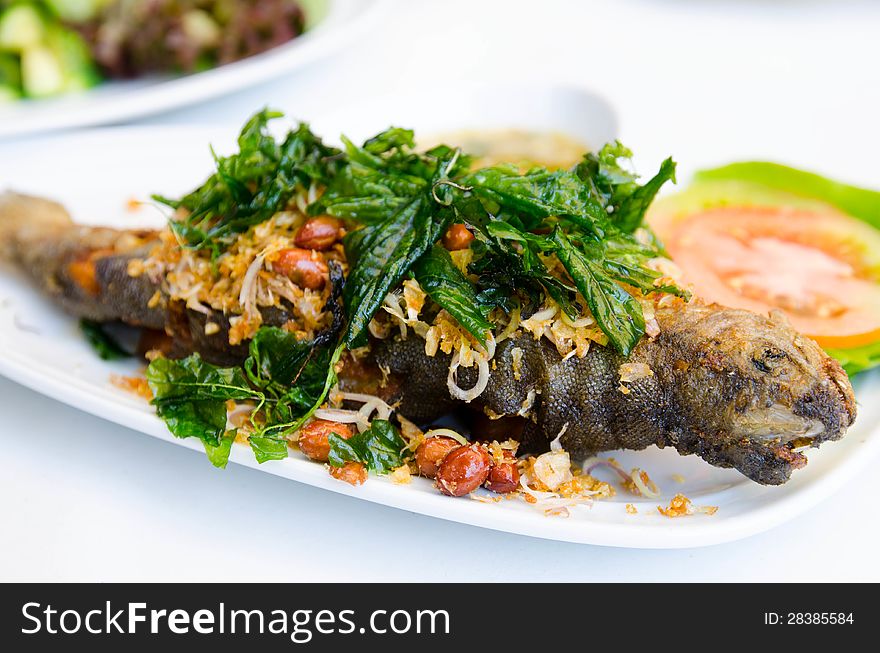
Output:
[2,0,879,582]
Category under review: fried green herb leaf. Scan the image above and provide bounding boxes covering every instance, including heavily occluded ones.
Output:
[463,164,610,235]
[154,109,342,257]
[244,326,344,446]
[146,321,344,467]
[413,244,491,346]
[247,436,291,464]
[79,319,131,360]
[343,196,444,348]
[328,419,408,474]
[550,229,645,355]
[443,146,680,353]
[574,143,677,233]
[332,137,469,347]
[204,433,236,468]
[146,355,255,467]
[469,218,579,318]
[612,158,677,232]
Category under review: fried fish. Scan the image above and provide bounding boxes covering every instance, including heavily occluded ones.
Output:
[0,192,857,484]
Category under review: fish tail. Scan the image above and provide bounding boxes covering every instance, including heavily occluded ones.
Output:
[0,192,73,261]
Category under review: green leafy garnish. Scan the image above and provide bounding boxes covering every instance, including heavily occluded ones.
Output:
[145,263,345,469]
[315,131,471,347]
[549,229,645,354]
[146,330,344,468]
[156,111,682,356]
[145,354,254,466]
[413,245,492,346]
[424,145,683,353]
[463,164,611,234]
[320,133,681,353]
[327,419,408,474]
[79,319,131,360]
[153,109,342,258]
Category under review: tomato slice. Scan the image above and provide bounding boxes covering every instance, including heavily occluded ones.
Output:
[650,205,880,349]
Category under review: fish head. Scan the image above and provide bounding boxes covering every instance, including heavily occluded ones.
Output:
[663,306,857,484]
[723,309,855,444]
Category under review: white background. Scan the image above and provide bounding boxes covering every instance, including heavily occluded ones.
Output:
[1,0,879,581]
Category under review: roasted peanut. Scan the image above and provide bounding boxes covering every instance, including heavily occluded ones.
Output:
[442,223,474,251]
[297,419,353,462]
[435,444,491,497]
[273,247,328,289]
[294,216,343,251]
[415,436,461,478]
[330,461,368,486]
[486,452,520,494]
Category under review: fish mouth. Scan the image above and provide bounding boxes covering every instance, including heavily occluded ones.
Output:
[732,404,826,444]
[701,437,809,486]
[716,373,857,485]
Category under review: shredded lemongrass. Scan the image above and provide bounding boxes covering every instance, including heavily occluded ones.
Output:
[423,428,469,446]
[496,306,521,342]
[186,296,212,315]
[630,468,661,498]
[559,312,594,329]
[532,450,573,491]
[549,423,569,452]
[340,392,393,420]
[447,351,490,402]
[312,408,370,432]
[446,332,496,402]
[527,305,558,323]
[238,252,266,315]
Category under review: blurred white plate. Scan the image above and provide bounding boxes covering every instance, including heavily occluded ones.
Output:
[0,87,877,548]
[0,0,384,140]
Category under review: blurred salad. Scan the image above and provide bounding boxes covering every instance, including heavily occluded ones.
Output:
[0,0,309,102]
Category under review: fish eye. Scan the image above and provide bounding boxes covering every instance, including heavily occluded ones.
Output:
[752,346,787,373]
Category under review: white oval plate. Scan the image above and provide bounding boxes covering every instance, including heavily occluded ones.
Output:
[0,0,385,141]
[0,89,877,548]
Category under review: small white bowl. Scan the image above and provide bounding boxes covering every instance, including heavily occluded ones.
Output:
[307,81,619,150]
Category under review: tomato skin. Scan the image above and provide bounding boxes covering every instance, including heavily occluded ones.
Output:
[649,202,880,352]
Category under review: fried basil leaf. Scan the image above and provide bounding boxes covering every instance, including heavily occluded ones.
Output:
[79,319,131,360]
[463,164,610,235]
[327,419,408,474]
[146,355,255,467]
[337,143,464,347]
[413,244,491,345]
[550,229,645,355]
[154,109,342,256]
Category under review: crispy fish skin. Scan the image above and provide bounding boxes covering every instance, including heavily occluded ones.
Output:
[371,305,856,485]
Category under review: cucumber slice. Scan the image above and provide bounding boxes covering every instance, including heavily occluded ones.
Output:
[0,83,20,103]
[0,3,46,52]
[21,45,63,97]
[45,25,100,92]
[0,51,20,89]
[44,0,108,23]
